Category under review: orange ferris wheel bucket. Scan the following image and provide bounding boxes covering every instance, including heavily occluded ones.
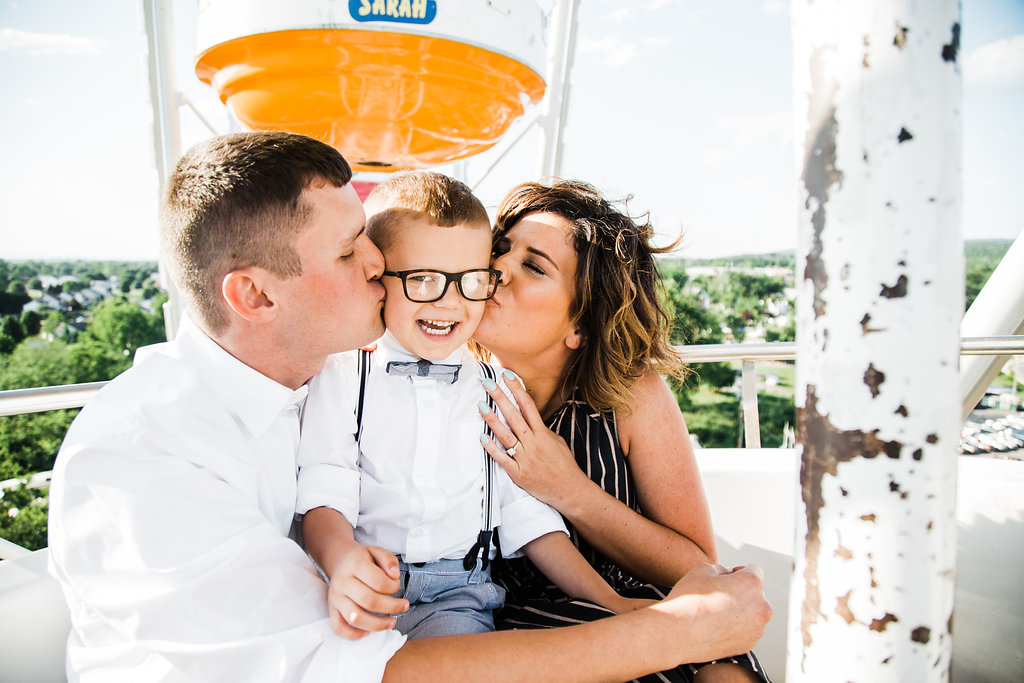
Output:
[194,0,547,173]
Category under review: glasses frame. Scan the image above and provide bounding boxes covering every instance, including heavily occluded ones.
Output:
[382,268,502,303]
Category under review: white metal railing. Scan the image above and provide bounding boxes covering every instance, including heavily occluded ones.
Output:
[2,337,1022,445]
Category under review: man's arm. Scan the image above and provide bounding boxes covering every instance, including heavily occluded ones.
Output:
[48,435,406,683]
[384,563,772,682]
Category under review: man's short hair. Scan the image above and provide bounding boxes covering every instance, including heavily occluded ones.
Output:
[363,171,490,251]
[161,131,352,334]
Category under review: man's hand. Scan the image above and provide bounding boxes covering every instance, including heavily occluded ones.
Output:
[652,563,772,665]
[326,544,408,640]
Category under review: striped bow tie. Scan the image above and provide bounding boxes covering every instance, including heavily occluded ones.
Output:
[385,359,461,384]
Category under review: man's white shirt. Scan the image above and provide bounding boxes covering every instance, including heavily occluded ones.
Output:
[48,316,404,682]
[297,332,567,564]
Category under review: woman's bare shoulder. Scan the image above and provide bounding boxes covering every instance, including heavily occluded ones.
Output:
[617,368,683,455]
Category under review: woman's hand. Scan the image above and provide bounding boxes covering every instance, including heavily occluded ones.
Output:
[478,371,593,510]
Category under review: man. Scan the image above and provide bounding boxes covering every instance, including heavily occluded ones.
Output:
[48,131,771,682]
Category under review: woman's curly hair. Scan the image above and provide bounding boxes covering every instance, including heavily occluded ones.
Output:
[494,180,688,414]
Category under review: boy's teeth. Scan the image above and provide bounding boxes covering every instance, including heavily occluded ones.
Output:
[420,319,455,336]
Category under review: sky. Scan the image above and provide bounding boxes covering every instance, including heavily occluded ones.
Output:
[1,0,1022,262]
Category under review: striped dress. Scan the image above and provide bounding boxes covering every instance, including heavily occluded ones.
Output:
[492,390,769,683]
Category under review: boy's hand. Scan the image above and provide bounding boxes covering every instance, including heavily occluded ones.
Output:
[326,544,408,640]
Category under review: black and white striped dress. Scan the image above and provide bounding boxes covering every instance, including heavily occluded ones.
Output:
[493,390,769,683]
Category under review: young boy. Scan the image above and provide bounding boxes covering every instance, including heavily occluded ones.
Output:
[297,171,648,641]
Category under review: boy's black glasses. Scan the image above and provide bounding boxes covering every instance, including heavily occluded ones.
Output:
[382,268,502,303]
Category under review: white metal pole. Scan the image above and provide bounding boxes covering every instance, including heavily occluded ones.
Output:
[142,0,184,341]
[790,1,961,680]
[537,0,580,179]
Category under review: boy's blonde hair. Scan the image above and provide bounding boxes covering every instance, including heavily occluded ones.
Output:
[364,171,490,249]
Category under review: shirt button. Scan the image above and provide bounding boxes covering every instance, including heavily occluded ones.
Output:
[410,528,424,538]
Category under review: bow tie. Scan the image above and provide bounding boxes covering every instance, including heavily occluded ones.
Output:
[386,359,461,384]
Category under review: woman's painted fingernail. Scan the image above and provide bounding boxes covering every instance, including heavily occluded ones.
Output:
[483,378,497,391]
[480,433,490,445]
[503,369,518,383]
[477,401,491,414]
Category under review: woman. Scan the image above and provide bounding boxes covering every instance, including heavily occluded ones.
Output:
[475,180,769,683]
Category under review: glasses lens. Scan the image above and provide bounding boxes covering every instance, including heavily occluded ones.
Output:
[405,271,445,302]
[460,270,497,300]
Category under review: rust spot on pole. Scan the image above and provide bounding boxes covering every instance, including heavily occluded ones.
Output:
[835,545,853,560]
[893,25,908,50]
[926,433,938,444]
[895,404,909,417]
[836,591,856,624]
[881,274,908,298]
[870,613,899,632]
[802,46,844,320]
[864,363,886,397]
[861,513,877,522]
[913,448,923,460]
[860,312,884,335]
[897,127,914,143]
[797,386,904,652]
[911,626,932,643]
[942,23,960,63]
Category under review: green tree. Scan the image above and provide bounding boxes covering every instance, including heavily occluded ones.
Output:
[66,298,166,381]
[2,315,26,343]
[0,284,30,316]
[63,279,90,293]
[0,333,16,355]
[0,342,80,478]
[765,317,795,343]
[660,268,734,393]
[20,310,42,336]
[28,276,43,291]
[0,482,49,551]
[1,340,77,390]
[83,298,165,359]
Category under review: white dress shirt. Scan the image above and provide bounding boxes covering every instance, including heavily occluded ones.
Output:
[48,315,404,683]
[297,332,566,564]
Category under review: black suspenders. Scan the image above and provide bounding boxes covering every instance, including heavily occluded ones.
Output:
[464,361,498,570]
[354,350,497,570]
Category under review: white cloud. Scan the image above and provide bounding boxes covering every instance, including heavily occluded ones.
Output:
[702,111,793,164]
[643,37,670,49]
[0,28,105,55]
[24,96,40,106]
[716,111,792,149]
[605,8,629,22]
[964,35,1024,91]
[759,0,788,16]
[578,36,638,68]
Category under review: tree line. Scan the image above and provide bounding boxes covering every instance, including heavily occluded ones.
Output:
[1,260,167,549]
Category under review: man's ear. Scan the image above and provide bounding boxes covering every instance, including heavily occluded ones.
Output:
[222,268,278,323]
[565,327,582,351]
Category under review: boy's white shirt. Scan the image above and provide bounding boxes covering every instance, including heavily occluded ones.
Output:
[297,331,567,564]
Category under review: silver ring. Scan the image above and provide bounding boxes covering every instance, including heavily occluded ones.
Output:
[506,440,522,457]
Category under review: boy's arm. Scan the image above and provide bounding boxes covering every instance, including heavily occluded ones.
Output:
[522,531,652,614]
[384,563,772,682]
[302,507,409,639]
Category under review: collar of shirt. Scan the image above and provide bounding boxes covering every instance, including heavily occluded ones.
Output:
[142,314,309,438]
[376,331,467,370]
